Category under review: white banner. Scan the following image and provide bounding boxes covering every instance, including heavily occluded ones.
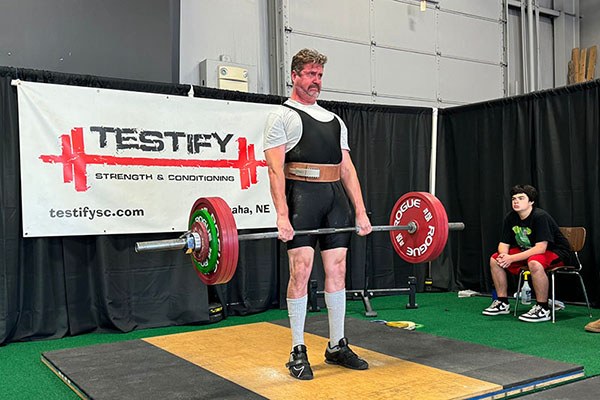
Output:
[16,80,277,237]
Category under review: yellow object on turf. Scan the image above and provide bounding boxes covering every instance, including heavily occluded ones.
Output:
[385,321,416,330]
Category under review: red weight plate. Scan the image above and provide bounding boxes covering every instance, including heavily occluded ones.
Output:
[429,194,450,260]
[188,197,239,285]
[209,196,239,284]
[388,192,449,264]
[203,197,238,285]
[205,198,233,285]
[208,197,238,285]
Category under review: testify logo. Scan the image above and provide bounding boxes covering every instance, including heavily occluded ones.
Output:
[39,127,267,192]
[89,126,234,154]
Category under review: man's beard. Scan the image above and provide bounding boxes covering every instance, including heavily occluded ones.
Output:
[304,86,320,97]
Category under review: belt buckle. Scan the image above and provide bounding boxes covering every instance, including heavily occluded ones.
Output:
[289,167,320,179]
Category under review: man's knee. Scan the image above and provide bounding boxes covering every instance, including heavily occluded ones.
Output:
[289,249,314,279]
[326,253,346,269]
[527,259,545,273]
[490,255,503,271]
[322,249,347,282]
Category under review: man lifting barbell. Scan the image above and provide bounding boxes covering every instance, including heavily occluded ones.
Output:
[263,48,371,380]
[135,49,464,381]
[134,51,465,380]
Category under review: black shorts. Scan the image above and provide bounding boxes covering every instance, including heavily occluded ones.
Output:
[285,180,353,250]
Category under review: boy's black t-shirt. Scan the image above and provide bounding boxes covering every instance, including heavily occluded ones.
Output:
[500,207,572,262]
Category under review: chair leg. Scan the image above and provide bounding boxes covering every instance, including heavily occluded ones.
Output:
[551,272,556,323]
[576,273,593,319]
[514,271,523,317]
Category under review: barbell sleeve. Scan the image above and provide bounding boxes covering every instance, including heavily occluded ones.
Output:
[448,222,465,230]
[135,238,187,253]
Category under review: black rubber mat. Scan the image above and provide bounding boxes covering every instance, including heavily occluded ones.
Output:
[42,340,266,400]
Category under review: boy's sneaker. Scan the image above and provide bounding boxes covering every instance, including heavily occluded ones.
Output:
[482,300,510,316]
[518,304,551,322]
[285,344,313,380]
[324,337,368,370]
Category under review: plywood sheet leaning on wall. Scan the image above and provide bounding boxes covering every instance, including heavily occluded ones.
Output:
[569,46,597,84]
[586,45,597,81]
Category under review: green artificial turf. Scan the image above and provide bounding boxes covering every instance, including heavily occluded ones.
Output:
[0,292,596,399]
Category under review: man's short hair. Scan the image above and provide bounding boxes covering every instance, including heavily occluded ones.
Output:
[291,48,328,74]
[510,184,538,203]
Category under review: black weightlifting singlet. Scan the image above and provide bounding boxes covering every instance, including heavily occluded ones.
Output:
[284,104,342,164]
[283,104,352,250]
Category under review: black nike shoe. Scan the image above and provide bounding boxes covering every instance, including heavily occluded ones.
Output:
[324,337,368,370]
[285,344,313,380]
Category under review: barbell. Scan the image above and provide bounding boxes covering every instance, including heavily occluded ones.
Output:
[135,192,465,285]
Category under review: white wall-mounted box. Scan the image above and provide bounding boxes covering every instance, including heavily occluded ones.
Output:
[199,59,257,93]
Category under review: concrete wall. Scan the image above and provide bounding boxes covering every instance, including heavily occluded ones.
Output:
[272,0,504,107]
[0,0,177,83]
[178,0,271,94]
[0,0,590,104]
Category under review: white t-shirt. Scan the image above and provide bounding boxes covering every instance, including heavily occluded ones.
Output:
[263,99,350,153]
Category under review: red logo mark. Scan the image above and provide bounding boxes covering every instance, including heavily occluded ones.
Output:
[39,127,267,192]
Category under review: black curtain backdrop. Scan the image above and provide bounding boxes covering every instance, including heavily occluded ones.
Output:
[0,67,433,344]
[437,81,600,305]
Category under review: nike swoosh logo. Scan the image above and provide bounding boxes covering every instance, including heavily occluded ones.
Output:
[292,366,305,376]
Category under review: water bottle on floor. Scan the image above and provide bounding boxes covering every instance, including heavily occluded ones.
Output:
[521,271,532,305]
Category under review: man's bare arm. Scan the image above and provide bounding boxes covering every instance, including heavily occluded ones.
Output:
[265,145,294,241]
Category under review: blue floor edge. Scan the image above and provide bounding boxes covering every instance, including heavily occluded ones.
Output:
[468,368,586,400]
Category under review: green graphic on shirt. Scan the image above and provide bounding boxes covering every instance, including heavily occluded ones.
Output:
[512,226,532,249]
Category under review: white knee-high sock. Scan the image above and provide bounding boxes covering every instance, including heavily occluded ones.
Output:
[324,289,346,348]
[287,295,308,349]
